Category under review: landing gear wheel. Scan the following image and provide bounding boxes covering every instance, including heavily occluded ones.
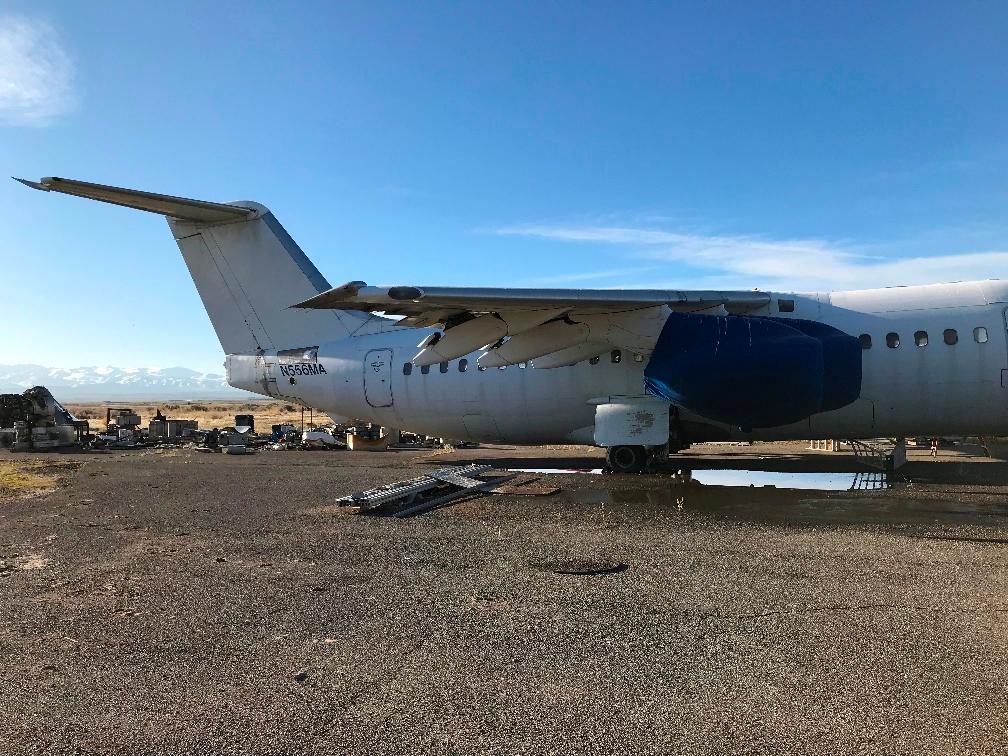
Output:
[606,445,647,474]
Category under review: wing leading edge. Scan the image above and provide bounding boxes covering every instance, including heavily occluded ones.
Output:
[294,283,769,322]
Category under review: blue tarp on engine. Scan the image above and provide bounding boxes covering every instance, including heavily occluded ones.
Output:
[766,317,862,412]
[643,312,861,428]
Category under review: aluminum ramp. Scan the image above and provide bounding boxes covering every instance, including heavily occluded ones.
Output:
[336,464,519,517]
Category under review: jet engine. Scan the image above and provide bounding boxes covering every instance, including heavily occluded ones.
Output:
[643,312,861,429]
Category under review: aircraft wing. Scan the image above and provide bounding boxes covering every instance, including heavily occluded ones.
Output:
[294,282,772,368]
[294,282,769,325]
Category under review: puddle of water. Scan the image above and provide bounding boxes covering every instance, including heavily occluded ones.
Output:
[689,470,864,491]
[494,465,1008,528]
[509,467,604,475]
[508,467,882,491]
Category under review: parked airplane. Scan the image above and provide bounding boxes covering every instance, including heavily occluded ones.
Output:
[17,176,1008,471]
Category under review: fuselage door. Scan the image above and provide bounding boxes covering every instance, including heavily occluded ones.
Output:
[364,349,394,407]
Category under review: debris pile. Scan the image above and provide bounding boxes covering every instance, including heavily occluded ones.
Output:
[0,387,88,450]
[0,391,442,458]
[91,407,199,449]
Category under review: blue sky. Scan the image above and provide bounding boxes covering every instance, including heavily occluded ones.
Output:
[3,2,1008,373]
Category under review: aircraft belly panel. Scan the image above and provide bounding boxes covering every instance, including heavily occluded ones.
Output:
[809,398,875,437]
[462,415,501,442]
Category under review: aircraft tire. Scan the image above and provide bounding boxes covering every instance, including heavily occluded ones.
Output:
[606,445,647,474]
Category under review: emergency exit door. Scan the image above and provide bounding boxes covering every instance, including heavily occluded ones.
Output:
[364,349,394,407]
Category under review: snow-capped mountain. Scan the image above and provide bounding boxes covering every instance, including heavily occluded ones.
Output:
[0,364,250,400]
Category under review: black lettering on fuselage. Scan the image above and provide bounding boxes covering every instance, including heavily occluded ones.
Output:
[278,363,326,377]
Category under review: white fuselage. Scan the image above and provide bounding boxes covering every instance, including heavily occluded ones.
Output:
[227,280,1008,443]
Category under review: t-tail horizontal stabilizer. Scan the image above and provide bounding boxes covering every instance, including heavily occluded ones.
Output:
[16,175,370,357]
[14,176,254,224]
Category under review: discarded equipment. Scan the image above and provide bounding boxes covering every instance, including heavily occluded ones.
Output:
[346,423,397,451]
[336,464,518,517]
[148,415,197,443]
[106,407,140,430]
[302,428,346,449]
[0,386,88,450]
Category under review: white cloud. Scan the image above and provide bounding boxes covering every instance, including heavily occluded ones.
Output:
[493,224,1008,291]
[531,265,660,285]
[0,16,77,126]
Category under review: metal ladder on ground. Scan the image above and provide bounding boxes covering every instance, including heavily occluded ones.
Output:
[336,464,518,517]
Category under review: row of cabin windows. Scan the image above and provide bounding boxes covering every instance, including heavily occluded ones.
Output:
[859,327,988,350]
[402,349,637,375]
[403,358,525,376]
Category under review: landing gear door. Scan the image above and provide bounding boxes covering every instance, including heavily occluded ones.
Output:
[364,349,394,408]
[593,398,670,447]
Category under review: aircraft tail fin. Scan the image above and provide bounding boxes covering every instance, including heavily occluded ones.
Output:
[16,176,370,355]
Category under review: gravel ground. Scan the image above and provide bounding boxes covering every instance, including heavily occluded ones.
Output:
[1,446,1007,755]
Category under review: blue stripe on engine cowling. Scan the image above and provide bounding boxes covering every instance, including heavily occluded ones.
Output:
[643,312,861,429]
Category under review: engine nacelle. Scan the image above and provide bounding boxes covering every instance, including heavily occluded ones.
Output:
[643,312,861,428]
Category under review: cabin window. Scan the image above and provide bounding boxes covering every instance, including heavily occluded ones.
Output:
[974,327,989,344]
[611,349,622,364]
[439,361,449,373]
[778,299,795,313]
[943,329,958,346]
[589,355,600,365]
[859,334,872,350]
[478,364,487,372]
[458,358,468,372]
[519,362,527,369]
[914,330,928,347]
[886,332,900,348]
[498,365,507,370]
[403,362,412,375]
[421,364,430,375]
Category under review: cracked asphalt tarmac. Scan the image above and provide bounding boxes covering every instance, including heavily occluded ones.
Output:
[1,446,1006,755]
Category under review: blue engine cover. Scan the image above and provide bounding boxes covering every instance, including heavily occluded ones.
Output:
[643,312,861,428]
[767,317,862,412]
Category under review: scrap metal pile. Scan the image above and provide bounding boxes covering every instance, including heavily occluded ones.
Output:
[0,388,449,457]
[0,386,88,450]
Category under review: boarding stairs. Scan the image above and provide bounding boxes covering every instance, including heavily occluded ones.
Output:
[336,463,518,517]
[846,438,906,489]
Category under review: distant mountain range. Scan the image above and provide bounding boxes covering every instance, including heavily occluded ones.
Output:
[0,364,250,401]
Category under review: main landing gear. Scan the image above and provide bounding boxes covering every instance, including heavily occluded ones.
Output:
[605,443,674,474]
[606,445,648,474]
[598,402,689,473]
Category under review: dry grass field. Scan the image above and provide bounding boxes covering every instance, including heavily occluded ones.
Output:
[63,400,333,433]
[0,459,81,498]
